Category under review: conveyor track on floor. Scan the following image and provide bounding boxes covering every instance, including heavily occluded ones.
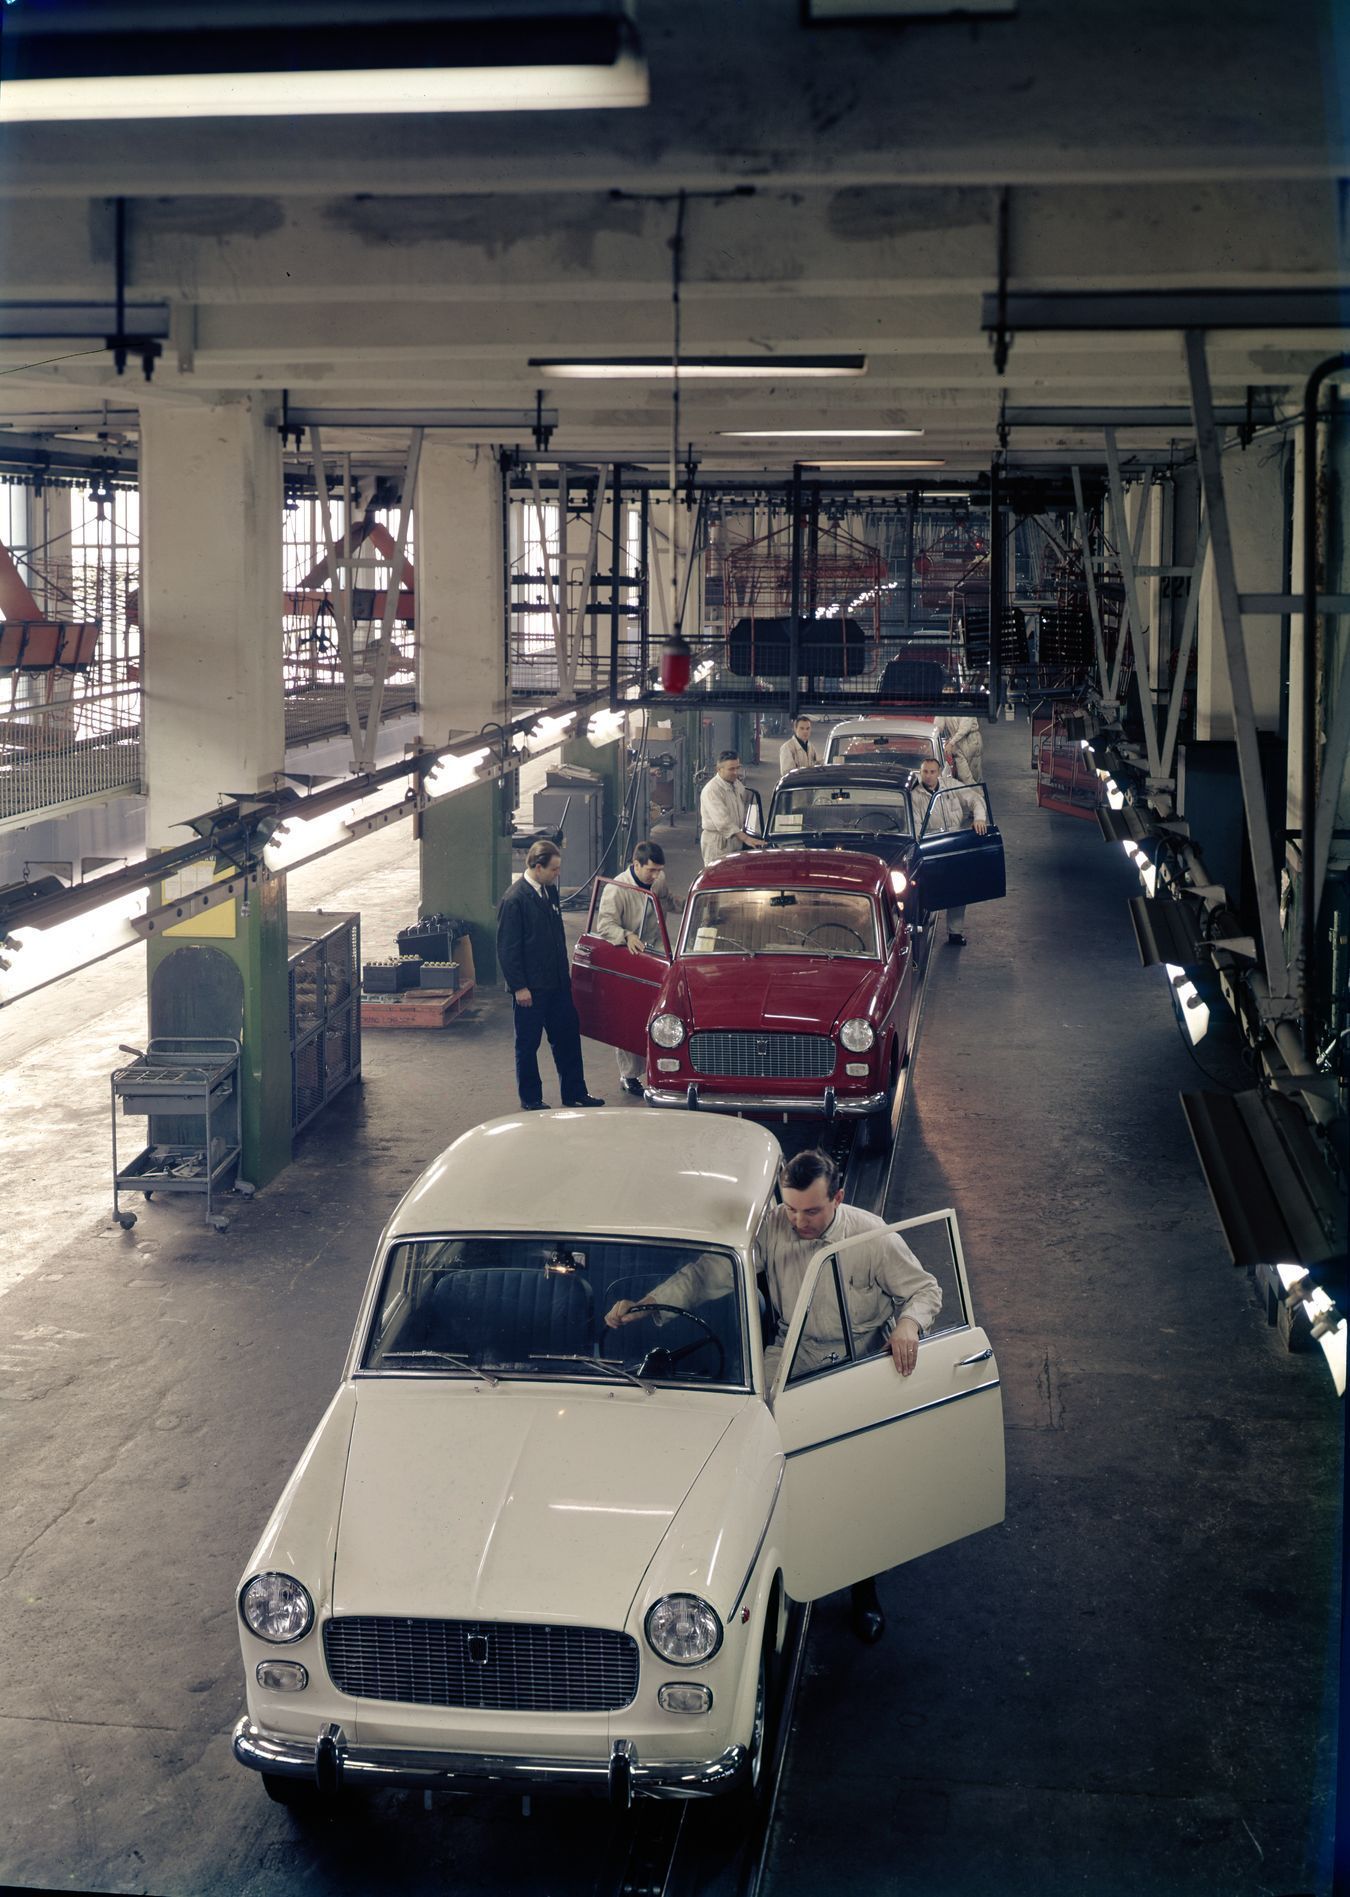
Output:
[596,934,937,1897]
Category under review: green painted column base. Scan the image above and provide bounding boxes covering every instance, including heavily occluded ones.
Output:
[146,868,293,1190]
[420,777,514,990]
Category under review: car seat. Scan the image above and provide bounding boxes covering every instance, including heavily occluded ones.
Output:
[427,1268,592,1364]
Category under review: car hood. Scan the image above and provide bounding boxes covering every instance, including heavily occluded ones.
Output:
[332,1383,736,1627]
[674,955,877,1033]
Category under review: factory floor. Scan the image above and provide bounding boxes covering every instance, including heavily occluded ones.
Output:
[0,717,1340,1897]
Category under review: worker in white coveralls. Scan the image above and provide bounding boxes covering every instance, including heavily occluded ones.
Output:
[593,840,678,1097]
[604,1148,942,1644]
[913,755,988,947]
[777,714,821,775]
[698,751,766,866]
[932,714,984,785]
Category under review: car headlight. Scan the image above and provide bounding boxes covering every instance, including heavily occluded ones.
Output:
[240,1572,314,1644]
[645,1594,723,1666]
[840,1018,875,1053]
[650,1013,686,1049]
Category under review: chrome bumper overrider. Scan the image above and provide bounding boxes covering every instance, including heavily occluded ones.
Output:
[643,1085,886,1117]
[232,1716,749,1803]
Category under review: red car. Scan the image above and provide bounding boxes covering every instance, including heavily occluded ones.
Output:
[572,848,915,1146]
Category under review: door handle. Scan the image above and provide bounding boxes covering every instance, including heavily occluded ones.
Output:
[957,1347,992,1366]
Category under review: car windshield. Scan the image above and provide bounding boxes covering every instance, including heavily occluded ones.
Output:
[832,734,932,767]
[768,782,913,841]
[682,887,879,957]
[360,1236,748,1389]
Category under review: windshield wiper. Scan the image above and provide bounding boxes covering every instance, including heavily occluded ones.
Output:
[527,1353,652,1392]
[376,1349,499,1385]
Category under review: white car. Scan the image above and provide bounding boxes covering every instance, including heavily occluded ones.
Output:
[232,1111,1004,1811]
[821,714,940,770]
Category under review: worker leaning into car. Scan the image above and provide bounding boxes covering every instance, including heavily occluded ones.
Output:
[913,756,988,949]
[931,713,984,785]
[604,1148,941,1645]
[593,839,678,1099]
[698,750,766,866]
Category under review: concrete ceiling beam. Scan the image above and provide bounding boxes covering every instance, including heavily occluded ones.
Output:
[0,0,1340,198]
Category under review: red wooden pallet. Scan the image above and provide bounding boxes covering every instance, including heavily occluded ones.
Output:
[361,981,475,1029]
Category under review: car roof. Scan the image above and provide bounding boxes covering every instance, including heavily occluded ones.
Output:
[774,763,915,792]
[386,1110,782,1250]
[827,714,933,738]
[692,846,891,895]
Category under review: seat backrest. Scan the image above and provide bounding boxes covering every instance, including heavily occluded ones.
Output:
[428,1268,592,1362]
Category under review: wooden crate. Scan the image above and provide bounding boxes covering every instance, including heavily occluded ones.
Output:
[361,981,476,1030]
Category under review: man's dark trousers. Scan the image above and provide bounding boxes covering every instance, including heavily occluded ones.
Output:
[512,989,587,1108]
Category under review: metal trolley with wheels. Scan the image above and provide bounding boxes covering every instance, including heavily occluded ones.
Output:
[110,1037,243,1231]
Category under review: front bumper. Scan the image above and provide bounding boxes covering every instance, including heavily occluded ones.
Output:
[643,1083,886,1118]
[232,1716,748,1804]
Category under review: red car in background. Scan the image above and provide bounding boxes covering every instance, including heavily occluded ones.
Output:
[572,848,915,1149]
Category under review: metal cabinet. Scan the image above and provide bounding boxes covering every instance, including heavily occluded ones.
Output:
[289,910,362,1134]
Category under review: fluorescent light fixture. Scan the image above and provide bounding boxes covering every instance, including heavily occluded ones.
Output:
[1164,961,1210,1044]
[586,708,626,747]
[423,748,492,801]
[800,460,945,470]
[1105,778,1125,810]
[692,659,715,684]
[718,429,924,439]
[0,890,147,1007]
[0,7,648,122]
[0,62,648,120]
[529,357,868,380]
[922,490,973,499]
[528,711,579,748]
[264,786,413,868]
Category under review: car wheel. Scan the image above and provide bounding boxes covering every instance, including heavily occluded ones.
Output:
[717,1634,777,1835]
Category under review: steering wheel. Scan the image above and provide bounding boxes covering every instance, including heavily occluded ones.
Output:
[838,810,903,833]
[803,922,867,951]
[622,1301,725,1380]
[713,932,752,953]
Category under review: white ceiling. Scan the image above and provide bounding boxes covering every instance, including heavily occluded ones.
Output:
[0,0,1344,477]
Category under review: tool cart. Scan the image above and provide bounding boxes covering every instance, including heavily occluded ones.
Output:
[110,1036,243,1231]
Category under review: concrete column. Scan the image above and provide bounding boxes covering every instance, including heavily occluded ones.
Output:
[1196,437,1290,744]
[138,398,291,1187]
[416,440,512,983]
[417,440,507,740]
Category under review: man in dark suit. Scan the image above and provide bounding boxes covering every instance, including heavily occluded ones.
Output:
[495,839,605,1111]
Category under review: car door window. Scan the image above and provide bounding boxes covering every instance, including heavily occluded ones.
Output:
[784,1254,855,1386]
[586,878,672,958]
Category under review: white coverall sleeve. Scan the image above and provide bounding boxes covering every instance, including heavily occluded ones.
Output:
[872,1233,944,1336]
[644,1251,737,1317]
[594,881,629,947]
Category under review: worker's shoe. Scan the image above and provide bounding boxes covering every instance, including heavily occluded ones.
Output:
[620,1076,645,1098]
[521,1101,550,1111]
[563,1093,606,1108]
[849,1579,886,1644]
[946,932,968,947]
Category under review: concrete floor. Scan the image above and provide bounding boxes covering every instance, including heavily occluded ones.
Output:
[0,719,1340,1896]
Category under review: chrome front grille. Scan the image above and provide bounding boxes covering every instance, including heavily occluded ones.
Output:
[323,1618,639,1713]
[688,1031,835,1080]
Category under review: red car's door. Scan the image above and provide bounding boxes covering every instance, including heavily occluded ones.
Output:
[571,879,673,1056]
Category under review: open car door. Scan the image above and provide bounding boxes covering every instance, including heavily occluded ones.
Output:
[913,782,1006,910]
[770,1210,1004,1602]
[571,879,672,1056]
